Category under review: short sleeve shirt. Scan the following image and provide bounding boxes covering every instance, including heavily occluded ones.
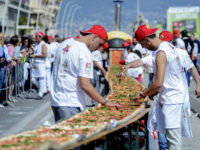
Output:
[176,48,194,71]
[141,52,155,73]
[50,38,93,110]
[92,50,103,67]
[125,53,142,77]
[175,38,185,49]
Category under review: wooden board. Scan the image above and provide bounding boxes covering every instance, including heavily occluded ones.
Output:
[65,105,151,150]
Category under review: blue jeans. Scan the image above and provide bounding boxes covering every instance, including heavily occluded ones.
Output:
[186,71,191,87]
[0,66,6,95]
[90,69,100,105]
[51,106,81,122]
[158,132,168,150]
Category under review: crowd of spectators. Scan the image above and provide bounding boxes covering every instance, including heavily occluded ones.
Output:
[0,32,61,107]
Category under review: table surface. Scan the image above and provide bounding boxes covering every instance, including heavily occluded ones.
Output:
[65,105,151,150]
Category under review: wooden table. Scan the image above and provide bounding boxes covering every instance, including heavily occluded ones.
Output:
[65,106,151,150]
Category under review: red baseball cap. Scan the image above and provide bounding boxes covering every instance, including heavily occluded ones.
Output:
[159,31,173,42]
[80,25,108,41]
[48,36,53,40]
[35,31,45,38]
[74,36,80,39]
[122,42,129,47]
[126,39,132,45]
[173,30,180,38]
[103,42,109,49]
[135,25,158,42]
[119,59,125,65]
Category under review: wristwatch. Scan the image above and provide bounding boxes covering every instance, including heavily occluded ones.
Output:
[139,92,146,98]
[102,98,108,105]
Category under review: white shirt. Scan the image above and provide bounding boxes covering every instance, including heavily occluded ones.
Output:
[175,38,185,49]
[34,41,46,63]
[32,41,46,77]
[147,45,193,135]
[123,48,128,59]
[142,52,155,73]
[45,43,52,68]
[132,43,149,57]
[155,42,185,104]
[49,41,60,62]
[50,38,93,110]
[92,50,103,75]
[126,53,142,78]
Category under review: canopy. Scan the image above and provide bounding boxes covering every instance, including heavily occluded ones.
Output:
[107,31,132,48]
[108,31,132,41]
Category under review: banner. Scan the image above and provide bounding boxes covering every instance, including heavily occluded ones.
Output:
[167,7,200,37]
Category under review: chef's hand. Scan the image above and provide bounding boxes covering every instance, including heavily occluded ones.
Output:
[195,85,200,98]
[122,65,129,73]
[104,101,121,109]
[132,92,146,100]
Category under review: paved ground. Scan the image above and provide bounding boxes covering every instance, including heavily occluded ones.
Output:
[0,73,200,150]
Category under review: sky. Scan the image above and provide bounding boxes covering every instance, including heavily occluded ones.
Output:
[56,0,200,38]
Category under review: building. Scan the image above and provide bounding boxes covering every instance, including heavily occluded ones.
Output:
[0,0,60,37]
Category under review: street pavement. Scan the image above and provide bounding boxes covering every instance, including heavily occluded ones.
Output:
[0,73,200,150]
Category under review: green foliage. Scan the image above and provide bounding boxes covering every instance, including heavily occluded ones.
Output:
[19,16,27,25]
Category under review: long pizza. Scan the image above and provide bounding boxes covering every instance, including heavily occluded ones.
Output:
[0,64,148,150]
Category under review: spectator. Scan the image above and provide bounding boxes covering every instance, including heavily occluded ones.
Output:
[30,31,47,99]
[190,33,200,68]
[181,30,195,86]
[0,33,11,107]
[20,37,34,90]
[8,35,22,102]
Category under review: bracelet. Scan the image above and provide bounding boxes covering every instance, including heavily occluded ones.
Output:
[139,92,146,98]
[102,98,108,105]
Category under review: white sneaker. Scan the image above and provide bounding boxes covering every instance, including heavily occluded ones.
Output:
[0,104,4,108]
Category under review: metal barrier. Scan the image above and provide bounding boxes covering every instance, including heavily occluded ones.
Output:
[0,58,37,107]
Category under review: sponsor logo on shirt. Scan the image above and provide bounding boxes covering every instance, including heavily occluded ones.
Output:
[85,62,91,69]
[63,45,70,53]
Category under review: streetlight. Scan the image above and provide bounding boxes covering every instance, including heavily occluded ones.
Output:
[56,0,65,35]
[63,3,79,38]
[113,0,124,31]
[59,1,75,38]
[68,6,81,37]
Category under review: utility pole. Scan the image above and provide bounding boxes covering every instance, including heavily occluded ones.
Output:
[2,0,8,33]
[113,0,123,31]
[137,0,140,19]
[16,0,22,34]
